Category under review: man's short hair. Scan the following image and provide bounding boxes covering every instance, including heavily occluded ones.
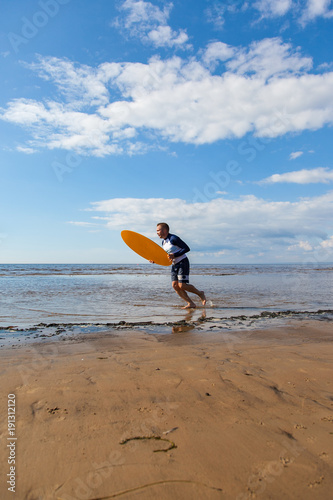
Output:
[157,222,169,232]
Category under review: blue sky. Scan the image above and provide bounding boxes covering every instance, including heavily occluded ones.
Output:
[1,0,333,264]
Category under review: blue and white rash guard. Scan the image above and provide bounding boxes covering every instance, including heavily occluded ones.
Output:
[162,233,190,264]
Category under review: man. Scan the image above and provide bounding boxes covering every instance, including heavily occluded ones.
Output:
[156,222,206,309]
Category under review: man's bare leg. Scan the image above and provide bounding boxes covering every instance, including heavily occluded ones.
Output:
[172,281,196,308]
[179,283,206,306]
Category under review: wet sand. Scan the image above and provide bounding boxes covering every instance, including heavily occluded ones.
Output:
[0,321,332,499]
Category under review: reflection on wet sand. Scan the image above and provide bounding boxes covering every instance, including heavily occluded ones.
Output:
[172,310,206,333]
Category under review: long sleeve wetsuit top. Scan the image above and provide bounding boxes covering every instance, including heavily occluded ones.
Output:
[162,233,190,264]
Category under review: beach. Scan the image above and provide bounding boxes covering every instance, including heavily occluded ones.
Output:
[1,320,332,500]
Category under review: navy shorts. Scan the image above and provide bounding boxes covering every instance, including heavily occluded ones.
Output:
[171,257,190,283]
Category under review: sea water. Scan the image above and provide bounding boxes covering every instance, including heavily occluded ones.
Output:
[1,263,332,344]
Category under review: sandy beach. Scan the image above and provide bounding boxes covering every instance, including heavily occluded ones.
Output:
[1,321,332,500]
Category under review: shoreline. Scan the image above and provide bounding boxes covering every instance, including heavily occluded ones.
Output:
[0,321,332,499]
[1,308,332,348]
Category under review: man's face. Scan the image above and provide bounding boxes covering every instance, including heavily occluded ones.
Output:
[156,225,168,239]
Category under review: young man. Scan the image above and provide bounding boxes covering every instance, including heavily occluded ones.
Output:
[156,222,206,309]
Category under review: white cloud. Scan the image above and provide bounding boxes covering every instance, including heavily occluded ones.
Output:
[204,0,333,26]
[225,38,312,79]
[205,1,246,29]
[1,38,333,156]
[289,151,303,160]
[121,0,170,26]
[321,235,333,248]
[16,145,37,154]
[288,240,313,251]
[260,167,333,184]
[205,3,226,29]
[318,62,333,72]
[302,0,333,23]
[146,25,188,47]
[67,221,100,227]
[114,0,190,49]
[253,0,333,23]
[254,0,292,17]
[69,192,333,260]
[299,240,312,250]
[1,97,124,156]
[202,41,235,69]
[25,55,120,108]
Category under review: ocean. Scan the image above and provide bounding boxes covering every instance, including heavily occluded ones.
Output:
[1,263,332,346]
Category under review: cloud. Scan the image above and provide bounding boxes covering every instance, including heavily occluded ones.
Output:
[224,37,312,79]
[114,0,190,49]
[205,0,333,26]
[253,0,333,23]
[289,151,303,160]
[288,240,313,251]
[67,221,100,227]
[201,41,236,69]
[254,0,293,17]
[301,0,333,23]
[121,0,170,25]
[299,240,313,250]
[318,61,333,72]
[16,145,37,154]
[205,1,246,29]
[146,25,189,47]
[205,3,226,29]
[260,167,333,184]
[73,191,333,261]
[25,55,119,108]
[1,97,124,157]
[1,38,333,156]
[321,235,333,248]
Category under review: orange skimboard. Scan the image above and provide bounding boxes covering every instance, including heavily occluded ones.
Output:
[121,230,171,266]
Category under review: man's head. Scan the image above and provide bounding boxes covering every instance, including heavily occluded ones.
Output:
[156,222,169,239]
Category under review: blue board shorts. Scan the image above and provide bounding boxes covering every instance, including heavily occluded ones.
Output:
[171,257,190,283]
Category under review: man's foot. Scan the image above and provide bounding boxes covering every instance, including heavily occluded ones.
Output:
[182,302,196,309]
[199,291,206,306]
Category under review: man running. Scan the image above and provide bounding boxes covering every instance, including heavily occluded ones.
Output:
[156,222,206,309]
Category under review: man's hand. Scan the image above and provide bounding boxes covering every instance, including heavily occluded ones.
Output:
[168,253,174,262]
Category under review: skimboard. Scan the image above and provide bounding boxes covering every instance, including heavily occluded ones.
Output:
[121,230,171,266]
